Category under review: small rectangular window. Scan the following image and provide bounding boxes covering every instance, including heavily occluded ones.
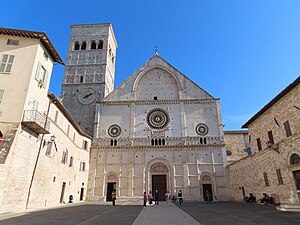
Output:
[7,39,19,46]
[83,140,88,150]
[268,131,274,144]
[263,172,269,186]
[45,141,52,155]
[256,138,262,151]
[284,121,292,137]
[67,125,70,136]
[79,162,86,171]
[276,169,284,185]
[54,111,58,123]
[61,151,68,164]
[154,96,158,100]
[0,54,15,73]
[0,90,4,106]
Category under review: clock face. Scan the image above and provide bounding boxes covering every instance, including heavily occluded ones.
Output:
[77,88,96,105]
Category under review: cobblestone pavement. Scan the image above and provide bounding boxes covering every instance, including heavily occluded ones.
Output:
[176,201,300,225]
[1,202,300,225]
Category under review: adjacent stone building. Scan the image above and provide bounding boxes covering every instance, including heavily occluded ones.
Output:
[224,130,249,165]
[227,76,300,207]
[87,54,227,202]
[0,28,91,212]
[61,24,117,137]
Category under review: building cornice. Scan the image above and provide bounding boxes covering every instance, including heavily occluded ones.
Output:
[97,98,220,106]
[0,27,64,64]
[92,144,226,150]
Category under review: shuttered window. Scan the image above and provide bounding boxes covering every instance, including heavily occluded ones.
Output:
[268,130,274,144]
[256,138,262,151]
[284,121,292,137]
[0,54,15,73]
[35,62,49,88]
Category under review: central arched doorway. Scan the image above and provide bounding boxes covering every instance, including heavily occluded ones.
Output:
[150,162,169,201]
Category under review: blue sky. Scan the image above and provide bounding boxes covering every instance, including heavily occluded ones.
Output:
[1,0,300,130]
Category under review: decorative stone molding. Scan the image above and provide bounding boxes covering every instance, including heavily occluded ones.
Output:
[108,124,121,137]
[195,123,209,136]
[146,108,170,130]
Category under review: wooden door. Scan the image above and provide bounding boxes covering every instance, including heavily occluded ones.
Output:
[60,182,66,203]
[106,182,116,201]
[152,175,166,201]
[293,170,300,190]
[202,184,213,201]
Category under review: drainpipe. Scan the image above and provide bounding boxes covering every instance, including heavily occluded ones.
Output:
[25,98,54,209]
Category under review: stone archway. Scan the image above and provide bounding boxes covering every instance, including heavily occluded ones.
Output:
[199,173,214,201]
[104,172,118,201]
[145,160,173,201]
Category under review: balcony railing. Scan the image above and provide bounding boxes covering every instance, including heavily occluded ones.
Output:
[22,110,50,134]
[93,136,224,147]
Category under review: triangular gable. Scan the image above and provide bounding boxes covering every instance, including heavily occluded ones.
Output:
[103,54,214,102]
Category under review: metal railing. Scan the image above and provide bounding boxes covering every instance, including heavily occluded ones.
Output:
[22,110,50,133]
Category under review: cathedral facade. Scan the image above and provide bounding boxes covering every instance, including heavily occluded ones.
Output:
[86,54,227,201]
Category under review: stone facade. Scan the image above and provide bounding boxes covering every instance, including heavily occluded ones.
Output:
[87,54,227,202]
[227,77,300,206]
[224,130,249,164]
[61,24,117,137]
[0,28,91,213]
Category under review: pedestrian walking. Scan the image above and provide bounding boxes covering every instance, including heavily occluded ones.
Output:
[178,190,183,205]
[111,189,116,206]
[154,190,159,206]
[143,191,148,206]
[165,191,171,206]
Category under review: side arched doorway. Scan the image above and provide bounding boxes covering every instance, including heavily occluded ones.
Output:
[105,172,118,201]
[200,174,214,201]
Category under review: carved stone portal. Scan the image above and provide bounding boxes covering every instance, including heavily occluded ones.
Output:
[150,163,169,173]
[107,174,117,181]
[202,175,211,183]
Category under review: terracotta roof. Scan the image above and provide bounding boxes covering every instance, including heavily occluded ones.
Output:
[48,92,92,139]
[242,76,300,128]
[0,27,64,64]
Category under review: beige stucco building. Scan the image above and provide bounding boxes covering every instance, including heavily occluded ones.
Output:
[87,54,228,202]
[227,76,300,208]
[0,28,91,213]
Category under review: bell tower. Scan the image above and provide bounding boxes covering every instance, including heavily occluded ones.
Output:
[61,24,117,137]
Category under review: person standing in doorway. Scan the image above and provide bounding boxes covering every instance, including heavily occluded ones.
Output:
[205,190,211,204]
[143,191,148,206]
[111,189,116,206]
[154,190,159,206]
[178,190,183,205]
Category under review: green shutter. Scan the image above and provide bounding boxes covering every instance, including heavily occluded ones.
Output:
[35,62,41,80]
[43,70,49,88]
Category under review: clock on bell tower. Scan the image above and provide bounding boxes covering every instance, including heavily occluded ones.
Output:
[60,24,118,137]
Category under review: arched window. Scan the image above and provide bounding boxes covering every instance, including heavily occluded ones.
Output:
[110,140,114,146]
[226,150,232,156]
[69,156,73,167]
[91,41,96,49]
[155,139,158,146]
[114,139,117,146]
[290,154,300,165]
[204,138,207,145]
[151,139,154,146]
[81,41,86,50]
[200,138,203,145]
[158,139,162,145]
[98,40,103,49]
[80,76,84,83]
[162,139,165,145]
[74,41,80,50]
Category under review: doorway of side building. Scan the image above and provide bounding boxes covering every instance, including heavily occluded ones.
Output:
[202,184,213,201]
[106,182,116,201]
[293,170,300,198]
[60,182,66,203]
[152,175,167,201]
[80,188,84,201]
